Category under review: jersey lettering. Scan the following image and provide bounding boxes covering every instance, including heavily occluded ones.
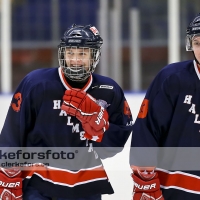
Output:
[72,124,80,133]
[183,95,200,126]
[194,114,200,124]
[59,110,67,116]
[189,104,196,114]
[80,131,86,140]
[53,100,61,109]
[183,95,192,104]
[126,120,134,126]
[88,143,93,152]
[53,100,102,146]
[94,150,98,159]
[67,116,73,125]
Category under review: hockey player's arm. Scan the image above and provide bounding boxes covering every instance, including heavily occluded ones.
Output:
[0,79,43,146]
[0,167,22,200]
[92,88,133,158]
[131,165,164,200]
[130,71,179,200]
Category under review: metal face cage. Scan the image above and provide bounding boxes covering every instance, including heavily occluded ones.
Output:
[58,46,100,81]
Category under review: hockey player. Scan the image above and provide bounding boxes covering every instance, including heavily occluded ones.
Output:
[130,13,200,200]
[0,24,133,199]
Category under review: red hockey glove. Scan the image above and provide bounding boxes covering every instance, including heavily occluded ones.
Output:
[61,89,109,142]
[82,124,104,142]
[131,166,164,200]
[0,167,22,200]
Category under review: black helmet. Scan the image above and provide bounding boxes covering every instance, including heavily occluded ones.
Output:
[58,24,103,81]
[186,13,200,51]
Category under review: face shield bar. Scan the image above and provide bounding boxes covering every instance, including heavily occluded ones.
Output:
[186,33,200,51]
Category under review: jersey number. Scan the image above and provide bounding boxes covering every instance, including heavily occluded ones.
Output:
[11,92,22,112]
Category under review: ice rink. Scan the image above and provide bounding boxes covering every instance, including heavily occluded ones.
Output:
[0,93,145,200]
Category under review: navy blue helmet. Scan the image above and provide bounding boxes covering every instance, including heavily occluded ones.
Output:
[186,13,200,51]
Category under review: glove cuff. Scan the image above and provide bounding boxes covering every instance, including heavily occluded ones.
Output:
[0,167,21,178]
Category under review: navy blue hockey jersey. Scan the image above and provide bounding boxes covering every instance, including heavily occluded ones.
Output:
[0,67,133,198]
[130,60,200,199]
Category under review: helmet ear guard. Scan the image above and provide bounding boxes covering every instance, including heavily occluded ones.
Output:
[58,24,103,82]
[185,35,193,51]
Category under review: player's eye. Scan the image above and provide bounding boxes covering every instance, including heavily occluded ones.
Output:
[67,51,74,55]
[193,41,200,48]
[79,52,86,56]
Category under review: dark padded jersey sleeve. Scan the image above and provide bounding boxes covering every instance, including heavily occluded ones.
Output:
[92,80,133,159]
[0,73,44,147]
[130,66,181,166]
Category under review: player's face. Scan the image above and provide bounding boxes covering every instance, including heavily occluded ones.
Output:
[192,35,200,63]
[65,47,91,70]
